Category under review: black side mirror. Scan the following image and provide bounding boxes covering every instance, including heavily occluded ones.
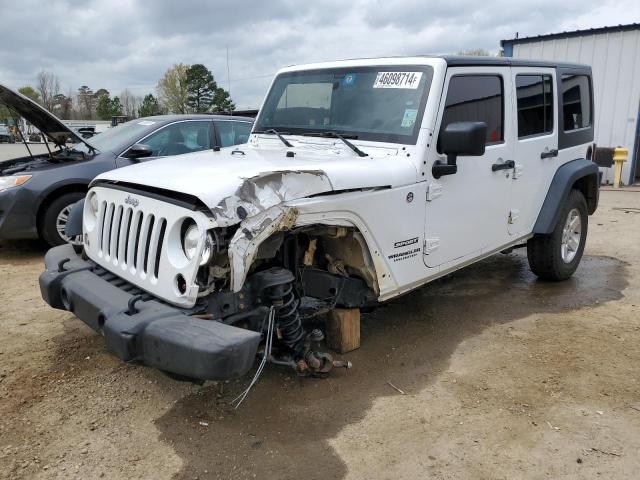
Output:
[432,122,487,178]
[125,143,153,160]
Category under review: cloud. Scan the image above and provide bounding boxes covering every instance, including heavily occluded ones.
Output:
[0,0,638,109]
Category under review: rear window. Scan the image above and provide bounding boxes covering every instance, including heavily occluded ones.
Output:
[561,74,591,131]
[439,75,504,151]
[516,74,553,138]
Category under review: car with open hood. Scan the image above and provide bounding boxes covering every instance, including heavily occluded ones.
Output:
[39,56,600,389]
[0,83,253,246]
[0,125,16,143]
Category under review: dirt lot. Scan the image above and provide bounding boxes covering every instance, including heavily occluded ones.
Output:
[1,189,639,480]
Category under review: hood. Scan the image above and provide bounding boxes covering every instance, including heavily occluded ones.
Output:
[0,84,92,148]
[94,141,418,225]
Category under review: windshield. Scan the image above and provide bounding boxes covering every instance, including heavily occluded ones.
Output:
[72,119,160,154]
[0,126,8,134]
[255,65,433,144]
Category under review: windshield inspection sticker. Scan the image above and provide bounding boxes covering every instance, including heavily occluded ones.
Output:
[373,71,422,89]
[401,108,418,128]
[342,73,357,86]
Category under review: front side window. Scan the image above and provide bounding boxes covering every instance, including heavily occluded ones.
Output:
[562,75,591,131]
[142,121,211,156]
[254,65,433,144]
[439,75,504,150]
[73,119,159,154]
[215,121,252,147]
[516,74,554,138]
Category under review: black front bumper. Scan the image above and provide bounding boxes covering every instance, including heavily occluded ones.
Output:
[39,244,261,380]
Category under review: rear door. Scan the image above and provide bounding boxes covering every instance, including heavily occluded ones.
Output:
[423,68,515,268]
[508,68,558,235]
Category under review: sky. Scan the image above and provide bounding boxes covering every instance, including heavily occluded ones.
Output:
[1,0,639,109]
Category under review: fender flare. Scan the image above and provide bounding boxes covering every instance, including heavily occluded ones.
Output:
[533,158,600,235]
[66,198,85,237]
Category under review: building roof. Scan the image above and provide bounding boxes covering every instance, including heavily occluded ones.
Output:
[501,23,640,47]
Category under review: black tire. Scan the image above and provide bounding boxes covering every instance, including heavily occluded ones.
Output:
[40,192,86,247]
[527,189,588,281]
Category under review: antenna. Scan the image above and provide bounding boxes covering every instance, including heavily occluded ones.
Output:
[226,44,232,116]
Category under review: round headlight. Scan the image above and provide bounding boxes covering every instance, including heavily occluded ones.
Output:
[89,192,99,215]
[182,223,200,261]
[200,232,215,266]
[182,221,216,266]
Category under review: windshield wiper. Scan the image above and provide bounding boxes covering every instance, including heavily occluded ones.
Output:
[302,131,368,157]
[257,128,293,148]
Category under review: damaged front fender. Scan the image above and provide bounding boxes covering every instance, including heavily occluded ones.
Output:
[228,205,299,291]
[212,169,334,291]
[212,170,334,227]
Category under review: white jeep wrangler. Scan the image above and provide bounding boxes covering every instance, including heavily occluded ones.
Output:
[40,56,599,381]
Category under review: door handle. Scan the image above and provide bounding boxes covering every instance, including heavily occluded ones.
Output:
[540,149,558,159]
[491,160,515,172]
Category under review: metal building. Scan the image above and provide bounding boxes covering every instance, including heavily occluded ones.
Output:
[501,23,640,185]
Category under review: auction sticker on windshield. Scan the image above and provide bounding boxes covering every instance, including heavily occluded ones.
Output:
[373,72,422,89]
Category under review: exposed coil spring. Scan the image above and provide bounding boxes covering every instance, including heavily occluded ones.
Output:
[266,282,306,356]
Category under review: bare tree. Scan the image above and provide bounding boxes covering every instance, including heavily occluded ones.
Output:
[36,71,60,112]
[119,89,140,118]
[157,64,190,114]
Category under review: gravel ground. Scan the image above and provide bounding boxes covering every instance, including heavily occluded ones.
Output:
[1,189,639,479]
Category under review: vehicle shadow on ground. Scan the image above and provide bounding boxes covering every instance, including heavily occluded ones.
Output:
[154,252,628,480]
[0,239,48,259]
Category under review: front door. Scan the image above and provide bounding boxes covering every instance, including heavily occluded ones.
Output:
[424,68,514,268]
[116,120,214,167]
[508,68,558,236]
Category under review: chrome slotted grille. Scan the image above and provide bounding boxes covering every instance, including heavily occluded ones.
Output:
[84,186,213,307]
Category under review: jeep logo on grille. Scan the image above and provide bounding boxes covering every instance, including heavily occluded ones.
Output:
[124,195,140,207]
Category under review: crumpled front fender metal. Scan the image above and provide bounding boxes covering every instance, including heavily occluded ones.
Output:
[228,205,299,292]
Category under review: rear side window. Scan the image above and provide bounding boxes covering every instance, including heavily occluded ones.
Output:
[439,75,504,151]
[516,74,553,138]
[562,75,591,131]
[215,121,253,148]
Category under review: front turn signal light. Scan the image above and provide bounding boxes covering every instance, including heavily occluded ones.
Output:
[15,175,32,186]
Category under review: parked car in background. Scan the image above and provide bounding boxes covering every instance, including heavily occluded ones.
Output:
[0,125,16,143]
[0,83,253,246]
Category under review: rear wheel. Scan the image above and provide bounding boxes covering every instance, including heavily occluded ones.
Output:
[40,192,85,247]
[527,189,588,281]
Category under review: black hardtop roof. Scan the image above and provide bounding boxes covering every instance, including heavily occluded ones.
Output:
[289,55,590,71]
[437,55,589,70]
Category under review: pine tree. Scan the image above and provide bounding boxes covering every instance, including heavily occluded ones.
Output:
[186,64,216,113]
[138,94,164,117]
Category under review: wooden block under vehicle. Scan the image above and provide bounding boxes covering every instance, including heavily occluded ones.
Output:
[326,308,360,354]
